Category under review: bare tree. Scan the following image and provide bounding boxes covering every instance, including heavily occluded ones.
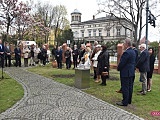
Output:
[97,0,157,44]
[52,5,68,46]
[33,3,69,46]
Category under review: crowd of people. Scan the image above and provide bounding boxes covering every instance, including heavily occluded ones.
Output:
[51,39,156,107]
[0,39,49,68]
[116,38,155,106]
[0,38,156,107]
[52,41,110,86]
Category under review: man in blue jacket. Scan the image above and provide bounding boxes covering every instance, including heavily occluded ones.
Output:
[136,44,150,95]
[116,38,136,106]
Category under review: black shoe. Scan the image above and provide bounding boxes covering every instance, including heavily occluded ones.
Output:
[100,83,106,86]
[137,91,146,95]
[116,102,127,106]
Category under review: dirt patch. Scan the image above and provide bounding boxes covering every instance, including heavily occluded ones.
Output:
[51,74,75,78]
[51,74,119,81]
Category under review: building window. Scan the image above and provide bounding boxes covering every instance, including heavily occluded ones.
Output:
[72,16,74,21]
[79,16,81,22]
[107,30,110,37]
[74,31,79,38]
[98,29,102,36]
[88,30,92,37]
[94,24,96,27]
[98,24,102,27]
[88,25,91,28]
[117,22,120,25]
[81,26,84,28]
[107,23,110,26]
[75,16,78,21]
[117,28,121,36]
[81,31,84,37]
[93,29,96,36]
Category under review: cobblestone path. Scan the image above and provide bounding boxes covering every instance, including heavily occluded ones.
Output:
[0,67,144,120]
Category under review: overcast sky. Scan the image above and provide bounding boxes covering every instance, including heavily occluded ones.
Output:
[34,0,103,22]
[29,0,160,42]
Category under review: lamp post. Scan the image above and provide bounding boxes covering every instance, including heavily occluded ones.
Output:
[145,0,149,49]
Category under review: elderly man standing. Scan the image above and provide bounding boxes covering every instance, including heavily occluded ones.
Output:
[136,44,150,95]
[116,38,136,106]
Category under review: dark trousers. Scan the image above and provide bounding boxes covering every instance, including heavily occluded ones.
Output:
[15,56,21,67]
[66,58,71,69]
[57,59,62,68]
[42,57,46,65]
[119,76,135,91]
[73,57,78,68]
[93,67,97,80]
[5,55,11,67]
[24,58,28,67]
[101,75,107,85]
[0,54,4,68]
[121,76,134,105]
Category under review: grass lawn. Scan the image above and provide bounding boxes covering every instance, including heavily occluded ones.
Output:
[0,72,24,113]
[28,63,160,120]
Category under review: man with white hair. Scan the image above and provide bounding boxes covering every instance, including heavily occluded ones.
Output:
[136,43,150,95]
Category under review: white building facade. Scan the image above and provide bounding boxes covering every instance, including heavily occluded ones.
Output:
[70,9,134,43]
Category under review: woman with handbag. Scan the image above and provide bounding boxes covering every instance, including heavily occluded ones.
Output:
[97,45,110,86]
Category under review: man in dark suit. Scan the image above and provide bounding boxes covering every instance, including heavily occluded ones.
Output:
[4,42,12,67]
[0,39,5,68]
[14,45,21,67]
[55,46,63,69]
[116,42,139,93]
[132,42,139,64]
[136,44,150,95]
[116,38,136,106]
[72,45,79,69]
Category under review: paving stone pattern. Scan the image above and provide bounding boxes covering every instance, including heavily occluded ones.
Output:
[0,67,144,120]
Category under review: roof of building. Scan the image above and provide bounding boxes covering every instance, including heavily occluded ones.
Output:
[81,15,122,24]
[71,15,128,26]
[71,9,81,14]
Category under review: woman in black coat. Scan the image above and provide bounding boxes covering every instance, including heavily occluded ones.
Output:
[147,48,155,92]
[97,45,110,86]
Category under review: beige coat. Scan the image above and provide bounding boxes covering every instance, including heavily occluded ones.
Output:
[23,47,30,58]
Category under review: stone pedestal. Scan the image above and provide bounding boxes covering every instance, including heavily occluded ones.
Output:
[158,43,160,74]
[74,68,90,89]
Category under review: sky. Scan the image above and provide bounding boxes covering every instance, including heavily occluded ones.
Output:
[29,0,160,42]
[34,0,103,22]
